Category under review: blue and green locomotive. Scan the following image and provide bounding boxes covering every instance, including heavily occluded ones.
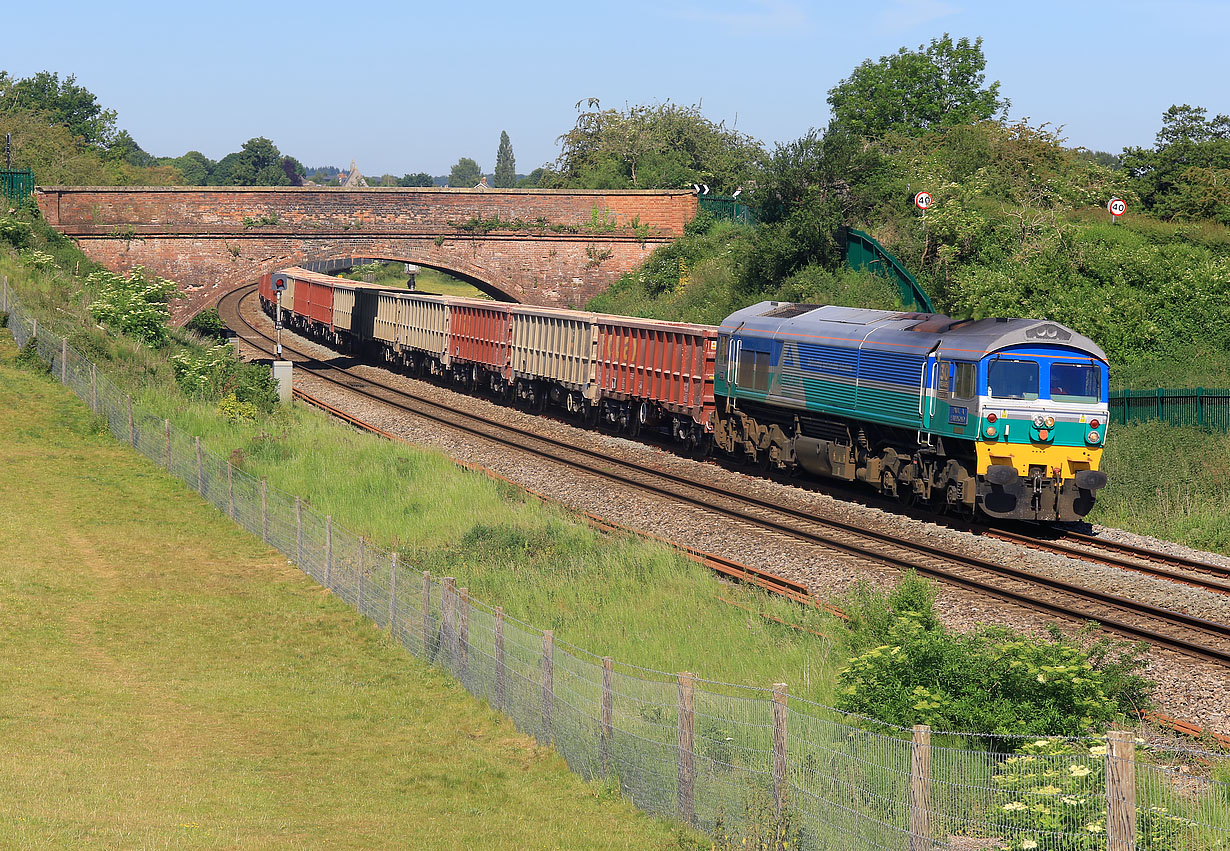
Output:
[713,302,1109,522]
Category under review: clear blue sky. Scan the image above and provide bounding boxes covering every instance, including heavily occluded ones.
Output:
[7,0,1229,176]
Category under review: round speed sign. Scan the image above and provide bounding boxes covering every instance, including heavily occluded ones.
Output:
[914,191,933,211]
[1107,198,1126,217]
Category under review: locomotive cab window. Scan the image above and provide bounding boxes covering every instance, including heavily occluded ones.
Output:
[1050,363,1100,403]
[954,362,976,399]
[988,359,1039,401]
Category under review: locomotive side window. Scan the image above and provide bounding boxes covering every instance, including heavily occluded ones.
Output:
[1050,363,1100,403]
[738,347,771,392]
[988,359,1039,401]
[937,360,953,398]
[954,362,976,399]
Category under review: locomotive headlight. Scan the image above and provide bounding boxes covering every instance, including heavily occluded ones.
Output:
[1033,414,1045,428]
[1038,429,1050,441]
[1044,416,1056,429]
[984,425,997,438]
[1088,430,1101,444]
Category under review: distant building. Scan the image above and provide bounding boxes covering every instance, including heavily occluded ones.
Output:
[342,159,369,188]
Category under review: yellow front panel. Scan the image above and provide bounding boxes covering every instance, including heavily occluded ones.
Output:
[975,440,1103,479]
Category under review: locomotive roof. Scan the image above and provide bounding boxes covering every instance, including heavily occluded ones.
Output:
[721,302,1107,362]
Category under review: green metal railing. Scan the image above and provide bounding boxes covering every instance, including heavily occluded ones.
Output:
[0,168,34,204]
[840,227,934,313]
[698,195,757,225]
[1110,388,1230,432]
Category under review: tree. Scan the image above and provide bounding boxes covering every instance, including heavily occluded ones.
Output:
[0,70,117,148]
[398,172,434,186]
[494,130,516,187]
[222,137,293,186]
[1122,104,1230,216]
[827,34,1007,138]
[547,100,761,193]
[448,157,482,187]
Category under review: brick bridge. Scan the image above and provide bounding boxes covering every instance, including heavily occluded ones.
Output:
[35,186,698,322]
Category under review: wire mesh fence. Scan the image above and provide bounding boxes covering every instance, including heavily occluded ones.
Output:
[5,275,1230,850]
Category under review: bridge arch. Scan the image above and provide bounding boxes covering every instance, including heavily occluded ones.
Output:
[298,253,519,302]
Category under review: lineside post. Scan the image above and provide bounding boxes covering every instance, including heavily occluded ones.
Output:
[495,606,506,711]
[677,671,695,825]
[260,479,268,543]
[600,657,614,777]
[388,551,398,631]
[458,586,470,679]
[127,396,134,447]
[909,724,932,851]
[164,419,171,472]
[441,578,456,668]
[541,630,554,744]
[295,496,302,566]
[91,363,97,413]
[195,436,203,494]
[357,536,365,613]
[1106,730,1137,851]
[773,682,788,817]
[324,515,333,588]
[60,339,66,383]
[422,571,431,657]
[227,462,234,520]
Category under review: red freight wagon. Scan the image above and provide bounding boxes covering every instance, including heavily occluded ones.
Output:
[448,299,513,378]
[596,316,717,430]
[258,271,274,302]
[283,267,337,327]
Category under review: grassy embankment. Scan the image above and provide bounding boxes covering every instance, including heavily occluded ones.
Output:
[0,244,846,708]
[0,339,705,849]
[337,261,493,299]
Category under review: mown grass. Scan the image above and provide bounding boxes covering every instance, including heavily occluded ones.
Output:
[338,262,492,299]
[0,339,707,850]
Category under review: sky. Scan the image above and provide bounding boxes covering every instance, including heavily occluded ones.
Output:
[6,0,1229,177]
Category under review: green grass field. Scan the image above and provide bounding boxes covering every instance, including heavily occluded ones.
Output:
[0,340,704,849]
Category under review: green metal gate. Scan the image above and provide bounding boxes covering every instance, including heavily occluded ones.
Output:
[698,195,757,225]
[0,169,34,204]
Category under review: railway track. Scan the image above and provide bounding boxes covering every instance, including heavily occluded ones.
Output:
[220,285,1230,668]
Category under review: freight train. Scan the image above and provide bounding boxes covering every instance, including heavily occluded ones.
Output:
[258,267,1109,522]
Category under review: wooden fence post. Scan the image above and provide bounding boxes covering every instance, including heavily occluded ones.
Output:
[601,657,614,777]
[227,462,235,520]
[164,419,170,472]
[772,682,788,817]
[677,671,695,826]
[295,496,303,566]
[91,363,97,413]
[541,630,554,743]
[127,396,134,447]
[422,571,431,656]
[324,515,333,588]
[909,724,932,851]
[1106,730,1137,851]
[195,436,203,494]
[495,607,506,711]
[31,317,36,341]
[458,586,470,678]
[388,551,398,631]
[357,537,366,613]
[260,479,268,543]
[60,338,67,383]
[441,578,456,668]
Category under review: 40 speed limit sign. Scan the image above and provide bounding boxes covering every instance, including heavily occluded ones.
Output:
[1107,198,1127,217]
[914,191,933,211]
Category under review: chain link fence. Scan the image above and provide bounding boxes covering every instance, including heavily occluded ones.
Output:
[4,275,1229,850]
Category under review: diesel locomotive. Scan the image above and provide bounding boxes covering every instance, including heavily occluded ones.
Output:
[712,302,1109,522]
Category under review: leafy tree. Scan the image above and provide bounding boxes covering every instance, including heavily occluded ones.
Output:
[398,172,434,186]
[216,137,294,186]
[546,100,761,193]
[281,155,305,186]
[494,130,516,187]
[1122,104,1230,218]
[0,70,117,147]
[170,150,216,185]
[448,157,482,187]
[827,34,1007,138]
[517,167,546,188]
[108,129,157,167]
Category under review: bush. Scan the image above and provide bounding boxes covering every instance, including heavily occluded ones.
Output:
[184,307,227,342]
[14,338,49,373]
[0,216,31,249]
[834,575,1150,737]
[171,345,277,412]
[87,265,181,346]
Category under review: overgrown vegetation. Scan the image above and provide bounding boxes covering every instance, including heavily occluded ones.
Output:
[833,575,1152,738]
